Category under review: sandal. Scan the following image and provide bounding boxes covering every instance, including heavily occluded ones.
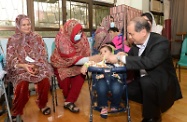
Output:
[12,116,23,122]
[100,107,108,119]
[40,107,51,115]
[12,116,16,122]
[110,107,118,113]
[0,109,5,116]
[109,107,125,113]
[64,102,79,113]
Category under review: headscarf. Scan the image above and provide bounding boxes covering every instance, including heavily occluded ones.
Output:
[94,16,113,50]
[6,14,53,87]
[100,16,110,30]
[93,26,108,50]
[51,19,90,80]
[142,12,163,34]
[15,14,31,34]
[148,12,157,33]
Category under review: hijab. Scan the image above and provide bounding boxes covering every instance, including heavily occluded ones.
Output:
[55,19,90,63]
[51,20,90,80]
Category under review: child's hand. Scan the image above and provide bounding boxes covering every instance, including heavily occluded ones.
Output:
[81,65,88,75]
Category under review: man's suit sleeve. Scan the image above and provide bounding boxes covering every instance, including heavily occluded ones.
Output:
[126,39,169,70]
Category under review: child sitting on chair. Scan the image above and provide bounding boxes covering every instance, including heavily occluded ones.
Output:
[81,43,125,119]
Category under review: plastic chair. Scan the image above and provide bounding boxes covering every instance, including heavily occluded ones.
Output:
[44,40,58,112]
[176,37,187,82]
[86,66,131,122]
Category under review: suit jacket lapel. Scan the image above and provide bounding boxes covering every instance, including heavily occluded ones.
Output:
[141,33,154,56]
[134,46,139,56]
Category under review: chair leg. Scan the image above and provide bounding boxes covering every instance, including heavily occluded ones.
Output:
[54,76,58,106]
[175,62,178,69]
[2,80,12,122]
[51,76,56,113]
[178,65,181,82]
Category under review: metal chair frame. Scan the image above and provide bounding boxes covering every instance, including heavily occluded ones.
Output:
[86,67,131,122]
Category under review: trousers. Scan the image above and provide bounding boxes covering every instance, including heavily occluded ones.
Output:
[12,78,50,116]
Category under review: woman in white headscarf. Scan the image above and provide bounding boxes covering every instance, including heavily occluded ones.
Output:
[141,12,163,34]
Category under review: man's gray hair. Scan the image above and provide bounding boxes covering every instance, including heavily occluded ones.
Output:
[129,17,151,32]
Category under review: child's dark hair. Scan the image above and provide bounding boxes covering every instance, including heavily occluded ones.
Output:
[100,42,115,54]
[141,12,153,24]
[108,27,119,33]
[100,45,113,53]
[105,42,116,48]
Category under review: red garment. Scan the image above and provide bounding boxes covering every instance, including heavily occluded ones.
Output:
[94,17,113,50]
[12,78,50,116]
[55,68,85,102]
[6,14,53,87]
[50,20,90,81]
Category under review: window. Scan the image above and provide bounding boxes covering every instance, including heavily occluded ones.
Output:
[34,0,62,28]
[0,0,112,37]
[66,1,89,29]
[93,5,110,29]
[0,0,27,27]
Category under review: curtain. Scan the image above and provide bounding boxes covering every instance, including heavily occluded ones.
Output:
[170,0,187,41]
[170,0,187,57]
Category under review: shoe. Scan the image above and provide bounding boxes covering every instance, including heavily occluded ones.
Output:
[109,107,125,113]
[64,102,79,113]
[40,106,51,115]
[0,109,5,116]
[12,116,23,122]
[100,107,108,119]
[142,116,161,122]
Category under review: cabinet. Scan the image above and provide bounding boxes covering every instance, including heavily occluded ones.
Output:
[149,0,164,25]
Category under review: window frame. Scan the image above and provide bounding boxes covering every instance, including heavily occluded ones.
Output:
[0,0,114,37]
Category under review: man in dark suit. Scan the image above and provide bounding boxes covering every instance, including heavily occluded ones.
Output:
[106,17,182,122]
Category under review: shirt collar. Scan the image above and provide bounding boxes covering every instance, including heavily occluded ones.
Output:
[136,33,150,49]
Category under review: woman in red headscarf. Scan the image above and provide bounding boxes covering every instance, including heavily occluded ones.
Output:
[51,20,101,113]
[6,14,53,121]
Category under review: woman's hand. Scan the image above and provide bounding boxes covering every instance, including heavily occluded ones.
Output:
[80,65,88,75]
[16,64,39,75]
[32,65,39,75]
[89,54,102,63]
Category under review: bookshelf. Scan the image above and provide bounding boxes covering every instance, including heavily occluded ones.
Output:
[149,0,164,25]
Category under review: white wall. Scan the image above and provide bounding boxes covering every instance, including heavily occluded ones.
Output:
[116,0,149,12]
[116,0,130,6]
[163,0,170,20]
[142,0,150,12]
[130,0,142,10]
